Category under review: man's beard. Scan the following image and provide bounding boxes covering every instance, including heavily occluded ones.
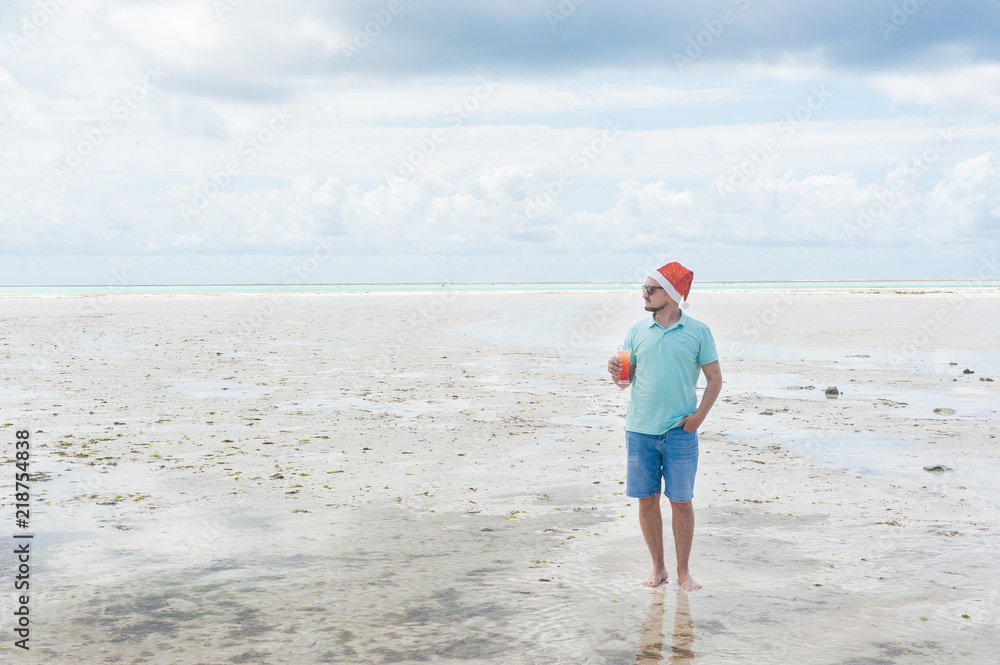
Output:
[644,302,665,312]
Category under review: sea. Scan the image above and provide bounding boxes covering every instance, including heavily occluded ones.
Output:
[1,279,999,295]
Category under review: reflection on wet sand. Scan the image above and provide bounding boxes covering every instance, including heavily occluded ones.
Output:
[670,592,694,664]
[636,590,664,663]
[636,589,694,664]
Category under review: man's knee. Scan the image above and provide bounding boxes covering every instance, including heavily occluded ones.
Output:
[669,498,693,513]
[638,494,661,510]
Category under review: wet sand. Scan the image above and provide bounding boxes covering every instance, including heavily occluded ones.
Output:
[0,288,998,664]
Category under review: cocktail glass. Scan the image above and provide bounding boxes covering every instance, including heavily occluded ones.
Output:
[616,346,631,386]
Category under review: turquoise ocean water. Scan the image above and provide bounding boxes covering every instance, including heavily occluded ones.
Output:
[1,280,999,295]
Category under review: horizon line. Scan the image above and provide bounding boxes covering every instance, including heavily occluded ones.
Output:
[3,278,1000,287]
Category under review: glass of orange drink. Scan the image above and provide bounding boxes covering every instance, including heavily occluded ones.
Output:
[616,346,631,386]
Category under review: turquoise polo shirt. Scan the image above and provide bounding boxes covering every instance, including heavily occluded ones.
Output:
[623,311,718,435]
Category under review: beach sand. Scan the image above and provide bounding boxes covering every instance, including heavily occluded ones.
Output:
[0,288,998,664]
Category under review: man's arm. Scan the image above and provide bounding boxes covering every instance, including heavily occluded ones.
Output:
[680,360,722,432]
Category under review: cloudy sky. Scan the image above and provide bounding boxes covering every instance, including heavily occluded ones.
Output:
[2,0,999,286]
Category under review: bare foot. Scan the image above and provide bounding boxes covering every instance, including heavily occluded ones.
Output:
[641,568,669,587]
[676,572,701,591]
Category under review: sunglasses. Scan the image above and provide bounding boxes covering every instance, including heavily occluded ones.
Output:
[642,285,663,295]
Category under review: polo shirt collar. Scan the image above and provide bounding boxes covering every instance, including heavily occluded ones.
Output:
[649,310,687,332]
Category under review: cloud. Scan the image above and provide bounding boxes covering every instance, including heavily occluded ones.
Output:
[326,0,1000,76]
[6,152,996,260]
[523,152,1000,252]
[870,63,1000,112]
[2,1,998,285]
[8,1,999,106]
[1,176,349,255]
[105,1,223,67]
[924,152,1000,238]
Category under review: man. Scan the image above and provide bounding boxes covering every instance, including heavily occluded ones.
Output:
[607,262,722,591]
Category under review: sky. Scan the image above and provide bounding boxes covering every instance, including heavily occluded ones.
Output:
[1,0,999,286]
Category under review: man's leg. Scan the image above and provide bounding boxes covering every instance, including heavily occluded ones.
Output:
[639,494,669,587]
[627,431,669,588]
[663,428,701,591]
[670,499,701,591]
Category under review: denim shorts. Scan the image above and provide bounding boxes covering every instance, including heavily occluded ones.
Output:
[625,428,699,502]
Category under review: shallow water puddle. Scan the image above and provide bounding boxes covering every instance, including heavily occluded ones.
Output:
[0,385,61,403]
[889,347,1000,376]
[548,413,625,428]
[16,455,1000,663]
[449,300,628,351]
[724,369,998,418]
[276,393,483,417]
[31,492,660,664]
[159,379,279,399]
[723,429,927,477]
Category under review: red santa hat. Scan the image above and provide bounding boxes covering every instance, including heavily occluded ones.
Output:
[649,262,693,309]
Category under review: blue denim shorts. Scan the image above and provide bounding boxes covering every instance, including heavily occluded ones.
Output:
[625,428,699,502]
